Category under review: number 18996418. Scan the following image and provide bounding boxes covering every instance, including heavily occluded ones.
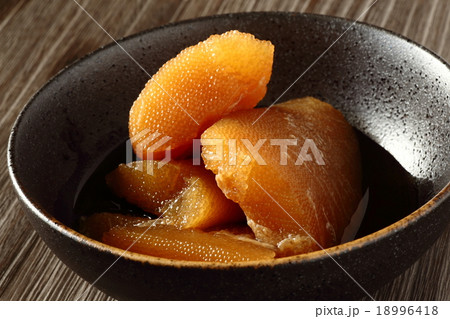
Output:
[376,306,438,316]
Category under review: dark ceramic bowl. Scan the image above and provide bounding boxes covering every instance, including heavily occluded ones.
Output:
[8,12,450,300]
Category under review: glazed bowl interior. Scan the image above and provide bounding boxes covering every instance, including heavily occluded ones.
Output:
[8,12,450,299]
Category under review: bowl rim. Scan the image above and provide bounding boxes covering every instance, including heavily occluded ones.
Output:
[7,11,450,270]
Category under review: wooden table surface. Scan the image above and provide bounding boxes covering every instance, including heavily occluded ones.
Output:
[0,0,449,301]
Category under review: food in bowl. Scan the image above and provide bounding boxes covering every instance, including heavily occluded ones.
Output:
[12,12,447,299]
[128,30,274,160]
[202,97,362,256]
[81,30,362,261]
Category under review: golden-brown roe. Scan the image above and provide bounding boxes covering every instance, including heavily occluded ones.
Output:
[106,160,245,229]
[103,224,275,262]
[201,97,362,256]
[129,30,274,160]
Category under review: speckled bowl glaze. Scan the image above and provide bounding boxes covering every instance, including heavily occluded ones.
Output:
[8,12,450,300]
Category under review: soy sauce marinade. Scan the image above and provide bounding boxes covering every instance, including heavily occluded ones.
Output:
[74,131,419,240]
[74,142,158,224]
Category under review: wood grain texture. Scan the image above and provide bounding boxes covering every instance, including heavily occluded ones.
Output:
[0,0,448,301]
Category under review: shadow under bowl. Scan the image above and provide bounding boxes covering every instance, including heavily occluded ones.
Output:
[8,12,450,300]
